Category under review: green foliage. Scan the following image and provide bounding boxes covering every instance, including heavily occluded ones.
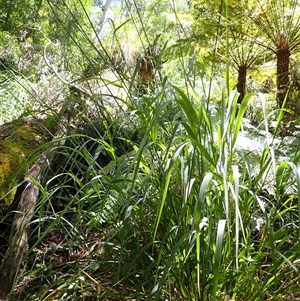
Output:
[0,74,33,124]
[0,32,21,71]
[9,73,300,301]
[0,0,42,36]
[2,0,300,301]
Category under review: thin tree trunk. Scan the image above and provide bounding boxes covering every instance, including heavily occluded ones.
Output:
[97,0,114,37]
[237,65,247,104]
[276,47,290,107]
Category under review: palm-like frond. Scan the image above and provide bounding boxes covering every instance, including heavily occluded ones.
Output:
[248,0,300,106]
[250,0,300,53]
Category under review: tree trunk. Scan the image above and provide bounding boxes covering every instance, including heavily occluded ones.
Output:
[237,65,247,104]
[276,47,290,108]
[97,0,114,37]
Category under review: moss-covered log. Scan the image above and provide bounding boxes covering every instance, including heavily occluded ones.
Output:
[0,103,138,298]
[0,115,56,214]
[0,114,58,298]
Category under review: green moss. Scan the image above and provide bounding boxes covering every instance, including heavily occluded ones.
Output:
[0,116,56,214]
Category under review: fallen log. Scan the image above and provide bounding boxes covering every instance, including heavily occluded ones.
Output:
[0,85,136,297]
[0,155,47,297]
[0,112,67,298]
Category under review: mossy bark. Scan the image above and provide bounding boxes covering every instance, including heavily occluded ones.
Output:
[0,115,56,214]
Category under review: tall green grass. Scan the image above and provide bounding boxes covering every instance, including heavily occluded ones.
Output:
[2,0,300,300]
